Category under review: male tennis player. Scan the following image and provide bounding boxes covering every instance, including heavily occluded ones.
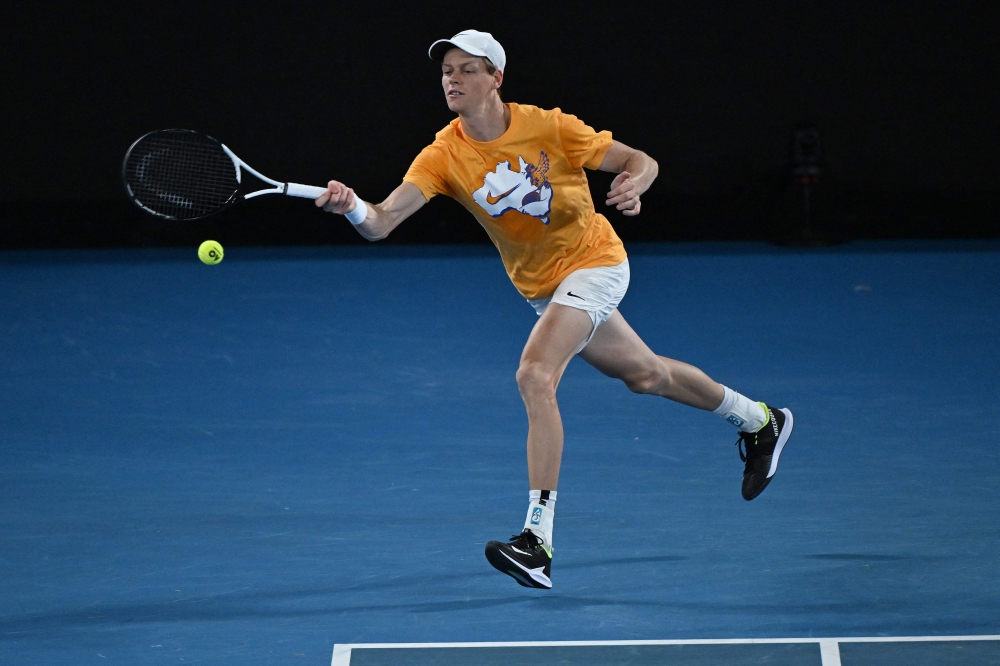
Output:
[317,30,793,590]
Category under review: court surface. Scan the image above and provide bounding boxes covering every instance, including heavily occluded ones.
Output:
[2,241,998,665]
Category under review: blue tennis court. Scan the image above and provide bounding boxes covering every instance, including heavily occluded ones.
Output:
[2,241,999,665]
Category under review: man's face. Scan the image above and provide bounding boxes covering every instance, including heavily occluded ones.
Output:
[441,47,500,113]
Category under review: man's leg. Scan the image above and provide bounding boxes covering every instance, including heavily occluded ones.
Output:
[580,310,793,501]
[578,310,723,409]
[516,303,593,491]
[484,303,591,590]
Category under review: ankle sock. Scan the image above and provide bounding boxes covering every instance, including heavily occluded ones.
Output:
[714,385,767,432]
[523,490,556,552]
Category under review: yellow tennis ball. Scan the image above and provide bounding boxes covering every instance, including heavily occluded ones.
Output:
[198,240,224,265]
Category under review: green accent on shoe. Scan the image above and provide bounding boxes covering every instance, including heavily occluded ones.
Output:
[754,402,771,433]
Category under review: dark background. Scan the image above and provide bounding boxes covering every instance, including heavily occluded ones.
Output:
[2,1,997,248]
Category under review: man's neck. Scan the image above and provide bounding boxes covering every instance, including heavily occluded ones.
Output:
[459,96,510,142]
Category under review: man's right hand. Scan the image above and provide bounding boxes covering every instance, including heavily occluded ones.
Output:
[316,180,357,215]
[313,181,427,242]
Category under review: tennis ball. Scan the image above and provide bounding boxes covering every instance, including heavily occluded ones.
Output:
[198,240,224,265]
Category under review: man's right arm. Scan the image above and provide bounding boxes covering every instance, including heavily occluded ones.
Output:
[316,181,428,241]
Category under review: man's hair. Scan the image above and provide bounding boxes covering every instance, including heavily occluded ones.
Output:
[483,58,501,98]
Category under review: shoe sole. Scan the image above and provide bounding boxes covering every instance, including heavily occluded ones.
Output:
[765,408,794,479]
[485,543,552,589]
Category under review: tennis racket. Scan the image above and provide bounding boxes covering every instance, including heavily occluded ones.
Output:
[122,129,327,220]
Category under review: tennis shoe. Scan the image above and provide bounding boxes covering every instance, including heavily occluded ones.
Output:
[737,404,793,501]
[485,529,552,589]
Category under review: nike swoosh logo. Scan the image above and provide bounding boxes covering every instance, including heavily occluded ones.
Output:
[566,291,585,300]
[501,552,547,572]
[486,185,518,205]
[510,545,532,556]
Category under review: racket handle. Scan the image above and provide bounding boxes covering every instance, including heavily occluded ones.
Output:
[285,182,328,199]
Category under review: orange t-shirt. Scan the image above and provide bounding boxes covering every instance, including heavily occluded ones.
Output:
[403,103,627,299]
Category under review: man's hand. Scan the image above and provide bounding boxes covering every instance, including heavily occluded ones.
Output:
[606,171,641,216]
[311,181,427,242]
[316,180,357,215]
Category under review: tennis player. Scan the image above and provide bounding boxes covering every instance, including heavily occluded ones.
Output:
[317,30,793,590]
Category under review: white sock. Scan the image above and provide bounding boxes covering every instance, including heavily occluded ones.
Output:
[714,385,767,432]
[523,490,556,552]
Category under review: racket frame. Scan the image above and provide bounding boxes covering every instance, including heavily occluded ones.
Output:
[122,129,327,221]
[220,145,326,200]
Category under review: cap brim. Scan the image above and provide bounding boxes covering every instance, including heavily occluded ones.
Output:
[428,38,488,63]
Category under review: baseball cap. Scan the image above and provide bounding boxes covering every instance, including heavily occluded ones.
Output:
[428,30,506,73]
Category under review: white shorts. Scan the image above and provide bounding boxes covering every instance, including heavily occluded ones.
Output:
[527,259,630,351]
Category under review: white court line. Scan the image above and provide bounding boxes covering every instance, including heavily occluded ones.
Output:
[332,635,1000,666]
[819,639,842,666]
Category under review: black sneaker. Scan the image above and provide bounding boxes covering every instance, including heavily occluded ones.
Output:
[736,404,793,501]
[485,530,552,589]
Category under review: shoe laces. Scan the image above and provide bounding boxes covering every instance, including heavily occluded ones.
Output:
[735,432,757,463]
[509,529,542,549]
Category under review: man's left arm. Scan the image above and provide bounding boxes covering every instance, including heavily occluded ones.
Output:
[597,140,659,217]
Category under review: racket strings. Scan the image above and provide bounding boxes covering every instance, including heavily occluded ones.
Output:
[124,131,240,220]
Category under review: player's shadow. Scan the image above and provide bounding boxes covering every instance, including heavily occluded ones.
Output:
[560,554,687,569]
[0,554,692,633]
[0,592,534,634]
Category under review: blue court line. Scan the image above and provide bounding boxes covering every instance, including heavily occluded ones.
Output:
[332,635,1000,666]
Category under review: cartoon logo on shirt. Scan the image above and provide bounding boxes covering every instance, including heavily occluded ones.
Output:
[472,152,552,224]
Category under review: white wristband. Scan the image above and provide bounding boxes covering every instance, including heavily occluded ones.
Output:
[345,197,368,225]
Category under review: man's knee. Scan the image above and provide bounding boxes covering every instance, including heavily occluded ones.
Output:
[623,363,668,395]
[516,360,556,401]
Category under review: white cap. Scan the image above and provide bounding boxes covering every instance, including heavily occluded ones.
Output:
[428,30,506,73]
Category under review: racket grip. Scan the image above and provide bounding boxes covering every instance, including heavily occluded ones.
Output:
[285,182,328,199]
